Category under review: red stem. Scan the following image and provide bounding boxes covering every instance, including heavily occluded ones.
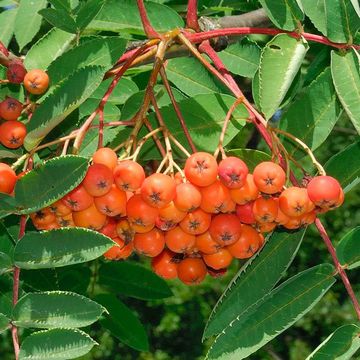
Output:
[186,28,360,50]
[97,109,104,149]
[136,0,161,39]
[143,118,167,158]
[12,215,27,360]
[160,67,197,153]
[186,0,200,31]
[0,40,9,57]
[315,219,360,319]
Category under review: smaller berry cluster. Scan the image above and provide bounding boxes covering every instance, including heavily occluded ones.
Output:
[1,149,343,286]
[0,61,49,149]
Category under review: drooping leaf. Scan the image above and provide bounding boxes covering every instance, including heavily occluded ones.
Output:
[331,50,360,134]
[14,228,114,269]
[302,0,360,43]
[75,0,104,30]
[227,149,271,171]
[281,67,342,156]
[0,144,23,159]
[47,37,126,86]
[0,252,12,276]
[99,262,173,300]
[203,229,305,339]
[259,34,308,120]
[336,227,360,270]
[19,328,97,360]
[324,140,360,192]
[259,0,304,30]
[206,264,335,360]
[14,155,88,214]
[24,28,76,70]
[13,291,106,329]
[0,8,17,47]
[96,294,149,351]
[306,324,360,359]
[89,0,184,34]
[14,0,47,50]
[217,39,261,78]
[24,65,106,150]
[166,57,229,97]
[39,8,78,34]
[0,313,10,333]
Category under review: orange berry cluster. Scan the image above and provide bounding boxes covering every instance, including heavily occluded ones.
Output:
[0,65,49,149]
[18,149,343,285]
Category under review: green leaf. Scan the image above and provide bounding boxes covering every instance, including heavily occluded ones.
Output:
[259,0,304,30]
[24,28,76,70]
[302,0,360,43]
[47,37,126,86]
[0,252,12,276]
[0,313,10,333]
[14,155,88,214]
[166,57,229,97]
[13,291,106,329]
[144,93,248,158]
[96,294,149,351]
[281,67,342,156]
[0,8,17,47]
[217,39,261,78]
[259,34,308,120]
[0,144,23,159]
[19,328,97,360]
[39,8,77,34]
[14,0,47,50]
[14,228,114,269]
[99,262,173,300]
[89,0,184,34]
[75,0,104,30]
[206,264,336,360]
[350,0,360,17]
[24,65,106,150]
[49,0,71,11]
[227,149,271,172]
[91,77,138,105]
[204,229,305,339]
[0,193,18,220]
[336,227,360,270]
[331,50,360,134]
[324,140,360,192]
[306,324,360,360]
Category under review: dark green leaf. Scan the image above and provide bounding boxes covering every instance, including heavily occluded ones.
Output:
[166,57,229,97]
[14,155,88,214]
[307,324,360,359]
[19,328,97,360]
[204,229,305,339]
[324,140,360,192]
[13,291,106,328]
[227,149,271,172]
[75,0,104,30]
[259,0,304,30]
[39,8,77,34]
[99,262,173,300]
[0,252,12,275]
[96,294,149,351]
[24,65,106,150]
[14,0,47,50]
[0,193,18,219]
[48,0,71,11]
[0,312,10,333]
[336,227,360,269]
[207,264,335,360]
[259,34,308,119]
[47,37,126,86]
[331,50,360,134]
[14,228,114,269]
[217,39,261,78]
[281,67,342,156]
[89,0,183,34]
[24,28,76,70]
